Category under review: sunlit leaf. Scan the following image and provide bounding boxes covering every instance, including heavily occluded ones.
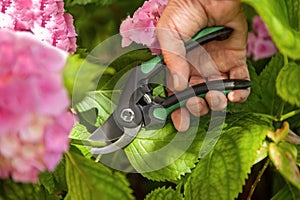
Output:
[145,187,183,200]
[65,148,134,200]
[125,116,212,182]
[184,113,272,200]
[276,62,300,107]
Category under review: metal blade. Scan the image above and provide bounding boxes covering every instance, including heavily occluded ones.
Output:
[88,114,124,142]
[90,125,141,155]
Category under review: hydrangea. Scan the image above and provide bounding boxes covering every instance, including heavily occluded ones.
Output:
[0,29,74,183]
[247,16,277,60]
[120,0,168,55]
[0,0,77,53]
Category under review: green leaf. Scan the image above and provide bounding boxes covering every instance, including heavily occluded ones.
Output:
[229,55,285,116]
[276,62,300,107]
[285,0,300,30]
[271,184,300,200]
[65,147,134,200]
[76,90,121,126]
[242,0,300,59]
[99,49,154,90]
[184,113,272,200]
[63,54,115,104]
[269,142,300,189]
[0,179,59,200]
[69,122,93,158]
[125,116,211,182]
[39,157,67,196]
[145,187,184,200]
[258,54,285,115]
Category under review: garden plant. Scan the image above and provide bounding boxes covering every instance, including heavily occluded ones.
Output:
[0,0,300,200]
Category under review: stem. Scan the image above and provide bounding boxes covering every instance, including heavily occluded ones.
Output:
[70,138,106,147]
[276,101,285,121]
[280,109,300,121]
[285,129,300,145]
[247,159,270,200]
[284,55,289,66]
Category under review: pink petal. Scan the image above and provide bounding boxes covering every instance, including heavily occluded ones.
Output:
[253,38,277,60]
[252,16,271,39]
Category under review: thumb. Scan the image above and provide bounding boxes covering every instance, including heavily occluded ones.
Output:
[156,28,190,91]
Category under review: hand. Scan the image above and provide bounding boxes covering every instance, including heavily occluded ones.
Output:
[156,0,250,132]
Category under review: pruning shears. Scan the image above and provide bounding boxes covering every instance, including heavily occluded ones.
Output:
[88,26,252,155]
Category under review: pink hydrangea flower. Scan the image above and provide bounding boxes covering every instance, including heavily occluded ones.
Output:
[0,29,74,183]
[247,16,277,60]
[0,0,77,53]
[120,0,168,55]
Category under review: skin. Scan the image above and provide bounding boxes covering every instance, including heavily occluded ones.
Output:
[156,0,250,131]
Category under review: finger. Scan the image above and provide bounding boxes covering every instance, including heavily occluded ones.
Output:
[171,107,190,132]
[205,90,228,111]
[187,46,221,78]
[228,63,250,102]
[186,97,209,117]
[156,28,190,91]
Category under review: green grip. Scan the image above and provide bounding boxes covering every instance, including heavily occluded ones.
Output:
[152,90,232,121]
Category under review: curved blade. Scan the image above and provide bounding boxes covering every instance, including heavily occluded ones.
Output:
[90,125,141,155]
[88,113,124,142]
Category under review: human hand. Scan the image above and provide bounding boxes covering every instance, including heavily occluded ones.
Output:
[156,0,250,131]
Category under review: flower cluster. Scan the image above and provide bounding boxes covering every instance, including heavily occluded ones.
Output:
[0,29,74,183]
[0,0,77,53]
[247,16,277,60]
[120,0,168,55]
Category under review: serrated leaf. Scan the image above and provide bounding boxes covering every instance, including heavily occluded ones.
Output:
[242,0,300,59]
[184,113,272,200]
[0,179,59,200]
[125,116,211,182]
[269,142,300,189]
[65,148,134,200]
[258,54,285,115]
[271,184,300,200]
[229,55,285,115]
[145,187,184,200]
[39,157,67,196]
[276,62,300,107]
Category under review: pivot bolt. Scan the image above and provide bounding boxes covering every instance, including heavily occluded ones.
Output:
[120,108,135,123]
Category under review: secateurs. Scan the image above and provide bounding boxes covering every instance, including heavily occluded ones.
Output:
[87,26,252,155]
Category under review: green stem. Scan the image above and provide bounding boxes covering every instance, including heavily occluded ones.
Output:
[70,139,106,147]
[247,158,270,200]
[280,109,300,121]
[276,101,285,121]
[283,55,289,66]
